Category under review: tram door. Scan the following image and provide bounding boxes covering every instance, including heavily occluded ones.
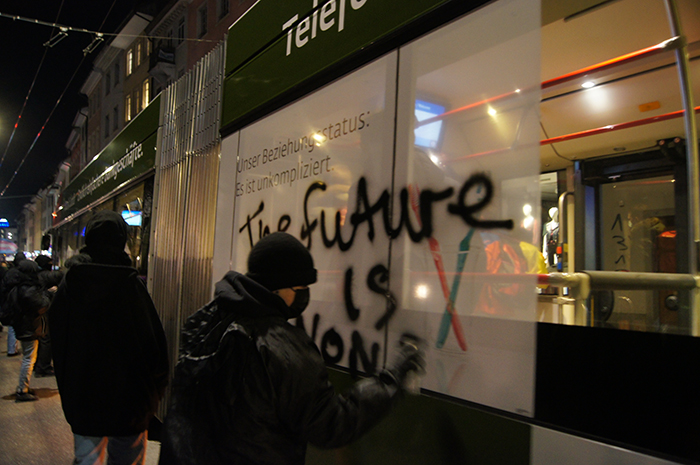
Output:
[577,145,690,333]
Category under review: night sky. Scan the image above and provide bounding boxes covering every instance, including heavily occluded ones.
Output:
[0,1,141,226]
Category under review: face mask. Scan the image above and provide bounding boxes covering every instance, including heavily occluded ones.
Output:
[289,287,310,315]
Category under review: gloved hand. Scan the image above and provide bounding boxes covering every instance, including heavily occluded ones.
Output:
[381,335,426,391]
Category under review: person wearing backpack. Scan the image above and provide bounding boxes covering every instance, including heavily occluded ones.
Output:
[158,232,425,465]
[1,252,28,358]
[4,259,52,402]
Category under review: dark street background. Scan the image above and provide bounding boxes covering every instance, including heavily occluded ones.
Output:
[0,1,142,225]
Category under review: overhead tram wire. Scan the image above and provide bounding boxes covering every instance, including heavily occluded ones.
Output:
[0,50,90,196]
[0,0,67,171]
[0,194,36,200]
[0,11,219,44]
[0,5,219,197]
[0,0,117,197]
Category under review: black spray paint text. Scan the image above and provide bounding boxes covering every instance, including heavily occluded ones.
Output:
[239,172,514,249]
[297,263,394,375]
[238,172,513,376]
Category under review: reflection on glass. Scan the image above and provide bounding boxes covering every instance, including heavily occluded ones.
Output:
[121,209,143,226]
[600,175,676,332]
[415,284,429,299]
[117,184,146,273]
[414,99,445,149]
[390,0,541,412]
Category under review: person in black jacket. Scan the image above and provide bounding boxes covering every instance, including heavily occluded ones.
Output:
[33,254,62,377]
[2,252,28,358]
[4,259,51,402]
[49,211,169,465]
[159,232,425,465]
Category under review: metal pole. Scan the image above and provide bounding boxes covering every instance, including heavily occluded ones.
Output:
[540,107,699,145]
[584,270,699,290]
[663,0,700,335]
[543,271,700,290]
[418,38,683,129]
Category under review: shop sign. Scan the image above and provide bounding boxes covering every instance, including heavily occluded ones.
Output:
[57,95,160,221]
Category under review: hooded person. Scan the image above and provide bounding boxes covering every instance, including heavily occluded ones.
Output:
[158,232,425,465]
[3,260,51,401]
[48,210,169,465]
[34,254,51,272]
[12,252,26,268]
[33,254,63,378]
[2,252,34,360]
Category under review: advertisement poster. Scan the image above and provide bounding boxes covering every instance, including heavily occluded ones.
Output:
[230,52,398,370]
[217,0,540,415]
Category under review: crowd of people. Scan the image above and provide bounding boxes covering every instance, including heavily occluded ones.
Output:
[1,212,425,465]
[1,251,63,398]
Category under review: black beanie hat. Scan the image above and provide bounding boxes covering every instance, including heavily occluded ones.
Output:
[246,232,317,291]
[35,255,52,271]
[85,210,128,252]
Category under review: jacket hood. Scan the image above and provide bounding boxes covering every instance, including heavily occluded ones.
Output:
[2,260,40,291]
[215,271,296,320]
[85,211,128,250]
[80,211,132,266]
[64,263,139,305]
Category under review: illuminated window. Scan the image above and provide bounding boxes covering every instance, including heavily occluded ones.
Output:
[125,94,132,122]
[136,43,142,67]
[142,79,150,108]
[136,89,142,113]
[126,49,133,76]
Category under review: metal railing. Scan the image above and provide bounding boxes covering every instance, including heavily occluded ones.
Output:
[540,270,700,332]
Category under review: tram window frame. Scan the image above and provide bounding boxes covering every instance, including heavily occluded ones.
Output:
[577,147,691,333]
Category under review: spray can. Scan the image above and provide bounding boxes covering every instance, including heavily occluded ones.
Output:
[399,334,426,395]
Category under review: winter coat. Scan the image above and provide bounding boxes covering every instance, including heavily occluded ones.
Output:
[159,271,399,465]
[48,262,169,437]
[38,268,64,290]
[9,281,50,341]
[1,261,50,340]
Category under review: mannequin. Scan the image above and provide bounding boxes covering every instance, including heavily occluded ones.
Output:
[543,207,559,266]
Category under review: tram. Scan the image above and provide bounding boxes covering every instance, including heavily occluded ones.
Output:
[50,0,700,463]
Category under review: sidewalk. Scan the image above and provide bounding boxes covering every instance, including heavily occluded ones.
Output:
[0,328,161,465]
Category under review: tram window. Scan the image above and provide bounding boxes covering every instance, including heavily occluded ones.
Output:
[395,0,541,326]
[600,174,678,332]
